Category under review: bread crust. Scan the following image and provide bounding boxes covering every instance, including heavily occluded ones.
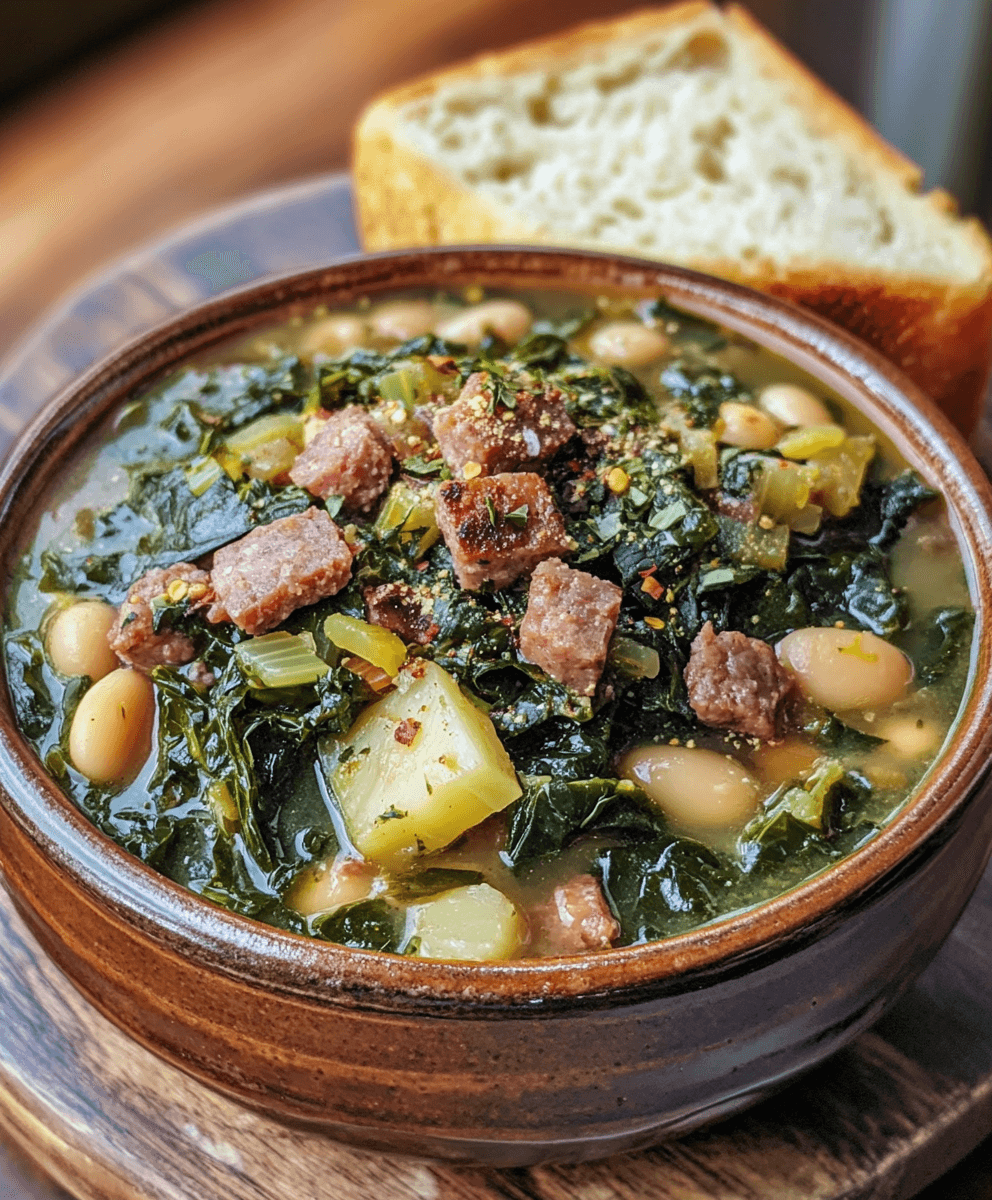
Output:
[352,3,992,432]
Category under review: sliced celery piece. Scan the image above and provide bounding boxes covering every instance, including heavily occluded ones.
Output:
[324,613,407,676]
[776,424,846,460]
[235,631,329,688]
[609,636,661,679]
[225,412,304,454]
[378,361,452,411]
[374,481,440,557]
[185,455,224,497]
[808,435,875,517]
[757,460,820,527]
[679,427,718,490]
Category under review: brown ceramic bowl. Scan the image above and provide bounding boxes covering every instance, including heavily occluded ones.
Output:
[1,248,991,1167]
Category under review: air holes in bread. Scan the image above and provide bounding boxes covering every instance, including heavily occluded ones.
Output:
[666,31,729,71]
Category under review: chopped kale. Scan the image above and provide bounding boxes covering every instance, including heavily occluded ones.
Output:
[659,360,749,429]
[597,837,733,944]
[312,899,402,951]
[504,777,664,872]
[913,606,975,685]
[40,470,313,602]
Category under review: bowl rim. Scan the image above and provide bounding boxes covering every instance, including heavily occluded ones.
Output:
[1,244,991,1008]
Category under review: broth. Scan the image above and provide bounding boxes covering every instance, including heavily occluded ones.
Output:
[3,287,974,959]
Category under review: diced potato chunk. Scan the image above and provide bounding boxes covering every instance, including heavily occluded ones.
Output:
[332,660,522,864]
[407,883,523,961]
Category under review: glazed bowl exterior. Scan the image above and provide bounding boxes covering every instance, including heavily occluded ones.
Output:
[0,248,991,1167]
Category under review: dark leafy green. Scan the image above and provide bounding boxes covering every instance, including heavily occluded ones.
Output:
[597,837,732,943]
[40,471,313,602]
[504,777,663,872]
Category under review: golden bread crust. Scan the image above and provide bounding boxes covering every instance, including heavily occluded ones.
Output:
[352,4,992,432]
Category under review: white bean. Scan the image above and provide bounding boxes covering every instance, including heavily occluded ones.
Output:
[368,299,436,342]
[777,627,912,712]
[758,383,832,428]
[47,601,118,681]
[289,855,378,917]
[588,321,669,367]
[718,402,780,449]
[69,668,155,784]
[620,745,759,829]
[874,714,942,759]
[299,314,366,357]
[435,300,532,347]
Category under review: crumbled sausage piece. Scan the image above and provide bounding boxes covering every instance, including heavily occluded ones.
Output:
[435,473,572,590]
[529,875,619,956]
[108,563,212,671]
[519,558,622,695]
[684,620,797,740]
[714,493,759,523]
[207,508,352,635]
[364,582,438,645]
[288,406,394,512]
[433,370,576,476]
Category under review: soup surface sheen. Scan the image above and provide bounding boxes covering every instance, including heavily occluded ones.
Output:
[4,289,974,960]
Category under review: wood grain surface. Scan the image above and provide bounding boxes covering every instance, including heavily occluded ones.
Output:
[0,172,991,1200]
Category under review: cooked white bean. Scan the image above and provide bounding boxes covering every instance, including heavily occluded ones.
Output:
[874,714,942,759]
[758,383,832,428]
[718,402,780,449]
[47,601,118,680]
[777,627,912,712]
[620,745,759,829]
[368,299,436,342]
[435,300,532,347]
[69,668,155,784]
[589,321,669,367]
[289,855,378,917]
[298,314,367,357]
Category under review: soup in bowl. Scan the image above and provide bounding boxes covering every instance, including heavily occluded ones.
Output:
[0,248,990,1164]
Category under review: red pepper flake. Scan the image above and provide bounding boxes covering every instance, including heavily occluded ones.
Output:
[393,718,422,746]
[641,576,665,601]
[416,560,430,572]
[638,564,659,578]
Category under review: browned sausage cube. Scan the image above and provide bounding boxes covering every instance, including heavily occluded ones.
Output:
[528,875,619,956]
[288,406,394,512]
[364,582,438,645]
[207,508,352,635]
[519,558,622,695]
[109,563,212,671]
[684,620,797,741]
[433,370,576,476]
[435,473,572,590]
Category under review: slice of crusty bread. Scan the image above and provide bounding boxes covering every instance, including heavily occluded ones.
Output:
[353,2,992,433]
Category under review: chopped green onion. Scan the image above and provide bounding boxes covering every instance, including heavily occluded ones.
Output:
[505,504,529,528]
[235,631,329,688]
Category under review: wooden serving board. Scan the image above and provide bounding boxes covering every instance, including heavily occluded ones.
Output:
[0,173,990,1200]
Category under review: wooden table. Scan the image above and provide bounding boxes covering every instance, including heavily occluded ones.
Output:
[0,172,991,1200]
